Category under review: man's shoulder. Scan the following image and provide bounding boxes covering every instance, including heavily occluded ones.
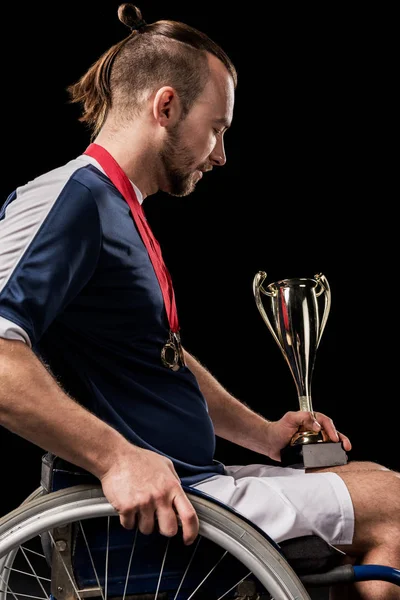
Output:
[14,156,98,205]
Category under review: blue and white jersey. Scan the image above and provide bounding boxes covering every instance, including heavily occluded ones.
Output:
[0,154,224,485]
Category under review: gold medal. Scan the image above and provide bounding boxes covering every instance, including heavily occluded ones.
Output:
[172,331,185,367]
[161,331,185,371]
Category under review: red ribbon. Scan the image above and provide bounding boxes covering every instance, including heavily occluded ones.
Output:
[84,143,179,333]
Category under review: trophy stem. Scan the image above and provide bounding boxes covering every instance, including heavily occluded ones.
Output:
[298,395,313,413]
[292,394,323,446]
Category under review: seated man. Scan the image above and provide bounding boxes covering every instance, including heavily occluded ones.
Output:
[0,4,398,600]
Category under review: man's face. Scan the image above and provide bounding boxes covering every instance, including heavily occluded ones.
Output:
[160,56,235,197]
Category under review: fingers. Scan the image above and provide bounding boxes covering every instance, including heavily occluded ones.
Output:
[154,505,179,538]
[312,411,338,440]
[305,411,327,437]
[117,505,176,536]
[118,509,137,530]
[286,410,352,450]
[313,412,352,449]
[337,430,352,451]
[172,490,199,545]
[111,488,199,545]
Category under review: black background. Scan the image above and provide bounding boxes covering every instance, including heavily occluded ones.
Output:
[1,2,397,518]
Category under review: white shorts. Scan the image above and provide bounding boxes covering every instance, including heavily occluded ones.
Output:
[190,464,354,545]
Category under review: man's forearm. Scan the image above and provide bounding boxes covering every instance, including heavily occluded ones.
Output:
[0,339,133,479]
[184,349,271,456]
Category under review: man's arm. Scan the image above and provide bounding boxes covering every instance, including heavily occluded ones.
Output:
[183,349,349,461]
[183,349,272,455]
[0,338,199,543]
[0,339,128,477]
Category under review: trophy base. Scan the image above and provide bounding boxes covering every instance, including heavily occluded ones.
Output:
[280,441,348,469]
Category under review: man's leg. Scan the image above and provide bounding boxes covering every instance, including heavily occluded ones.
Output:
[192,460,399,600]
[312,461,400,600]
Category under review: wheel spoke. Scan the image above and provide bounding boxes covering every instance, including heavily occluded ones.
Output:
[172,537,201,600]
[186,549,228,599]
[19,549,49,600]
[0,570,46,600]
[3,568,50,584]
[154,538,170,600]
[78,521,105,600]
[3,593,46,600]
[122,527,138,600]
[216,572,252,599]
[104,517,110,600]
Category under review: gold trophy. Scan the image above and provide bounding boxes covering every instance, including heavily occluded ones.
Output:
[253,271,348,468]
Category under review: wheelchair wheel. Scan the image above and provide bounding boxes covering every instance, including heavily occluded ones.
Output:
[0,485,45,600]
[0,484,311,600]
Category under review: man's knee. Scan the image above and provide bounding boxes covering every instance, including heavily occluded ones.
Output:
[340,469,400,553]
[345,460,392,472]
[314,460,392,474]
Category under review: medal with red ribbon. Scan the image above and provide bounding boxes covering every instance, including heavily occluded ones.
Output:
[84,143,185,371]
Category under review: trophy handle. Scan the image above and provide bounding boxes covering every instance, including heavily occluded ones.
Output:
[314,273,331,348]
[252,271,282,349]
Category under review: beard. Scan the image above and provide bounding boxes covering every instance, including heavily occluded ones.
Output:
[160,122,204,197]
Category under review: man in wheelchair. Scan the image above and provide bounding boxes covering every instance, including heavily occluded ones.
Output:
[0,3,399,599]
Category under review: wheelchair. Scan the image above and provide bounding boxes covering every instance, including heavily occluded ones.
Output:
[0,454,399,600]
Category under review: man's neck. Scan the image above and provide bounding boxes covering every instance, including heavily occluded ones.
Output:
[93,129,158,199]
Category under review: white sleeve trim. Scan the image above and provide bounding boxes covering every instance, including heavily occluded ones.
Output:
[0,316,32,347]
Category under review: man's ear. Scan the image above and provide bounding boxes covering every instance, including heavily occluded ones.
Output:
[152,86,182,128]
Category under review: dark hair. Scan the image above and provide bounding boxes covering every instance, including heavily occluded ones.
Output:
[67,4,237,137]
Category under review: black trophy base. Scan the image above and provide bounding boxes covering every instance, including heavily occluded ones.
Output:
[280,441,348,469]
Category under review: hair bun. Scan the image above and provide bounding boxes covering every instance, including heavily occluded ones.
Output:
[118,3,147,31]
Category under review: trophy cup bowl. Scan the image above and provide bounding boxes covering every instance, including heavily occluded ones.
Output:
[253,271,348,469]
